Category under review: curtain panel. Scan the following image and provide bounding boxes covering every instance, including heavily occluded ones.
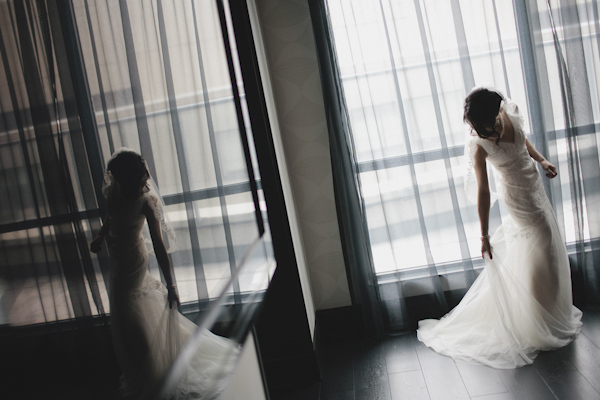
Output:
[309,0,385,341]
[0,0,270,328]
[317,0,599,331]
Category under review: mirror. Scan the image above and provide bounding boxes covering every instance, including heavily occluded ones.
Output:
[0,0,276,398]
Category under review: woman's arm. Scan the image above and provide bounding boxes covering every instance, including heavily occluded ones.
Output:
[143,199,180,309]
[90,216,110,253]
[474,144,493,259]
[526,138,557,178]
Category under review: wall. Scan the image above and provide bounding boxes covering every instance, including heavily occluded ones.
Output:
[251,0,351,311]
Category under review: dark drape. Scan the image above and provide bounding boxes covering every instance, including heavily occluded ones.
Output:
[309,0,385,340]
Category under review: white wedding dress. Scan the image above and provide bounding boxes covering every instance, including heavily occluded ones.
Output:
[417,100,582,369]
[106,192,240,399]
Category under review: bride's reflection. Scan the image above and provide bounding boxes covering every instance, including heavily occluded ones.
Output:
[90,149,257,399]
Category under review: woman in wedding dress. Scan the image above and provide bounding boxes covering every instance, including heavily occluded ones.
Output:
[417,88,582,369]
[90,149,239,399]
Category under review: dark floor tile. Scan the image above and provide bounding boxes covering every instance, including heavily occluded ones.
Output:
[353,341,388,391]
[581,307,600,349]
[456,361,507,398]
[320,337,361,359]
[320,364,354,395]
[383,333,421,374]
[497,365,557,400]
[562,330,600,393]
[320,340,355,394]
[321,390,354,400]
[355,379,392,400]
[388,370,429,400]
[414,340,470,400]
[316,321,600,400]
[540,368,600,400]
[533,346,578,376]
[470,393,514,400]
[283,382,321,400]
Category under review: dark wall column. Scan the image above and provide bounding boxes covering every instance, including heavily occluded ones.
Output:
[226,0,320,396]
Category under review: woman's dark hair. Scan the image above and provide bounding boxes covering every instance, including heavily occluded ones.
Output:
[107,150,150,200]
[463,88,504,144]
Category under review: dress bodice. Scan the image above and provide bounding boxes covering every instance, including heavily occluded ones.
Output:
[467,100,551,227]
[473,102,537,187]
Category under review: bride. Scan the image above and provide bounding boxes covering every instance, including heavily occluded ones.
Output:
[91,149,239,399]
[417,88,582,369]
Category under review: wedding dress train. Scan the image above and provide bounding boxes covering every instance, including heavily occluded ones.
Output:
[416,100,582,369]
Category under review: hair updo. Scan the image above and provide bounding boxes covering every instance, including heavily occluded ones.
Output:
[463,88,504,143]
[107,150,150,200]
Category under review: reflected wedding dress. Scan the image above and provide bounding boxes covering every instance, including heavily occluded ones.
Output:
[106,189,239,399]
[417,100,582,369]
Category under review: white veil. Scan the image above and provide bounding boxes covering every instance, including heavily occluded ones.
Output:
[146,175,177,254]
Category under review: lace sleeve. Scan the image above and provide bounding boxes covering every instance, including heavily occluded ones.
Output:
[464,136,498,207]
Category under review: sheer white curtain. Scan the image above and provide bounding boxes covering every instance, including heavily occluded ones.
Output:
[325,0,599,329]
[0,0,270,327]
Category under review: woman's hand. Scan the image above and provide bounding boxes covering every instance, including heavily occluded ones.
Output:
[481,236,493,260]
[526,139,557,178]
[541,160,558,179]
[90,236,103,253]
[167,285,180,309]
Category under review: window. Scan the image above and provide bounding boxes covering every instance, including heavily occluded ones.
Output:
[327,0,600,276]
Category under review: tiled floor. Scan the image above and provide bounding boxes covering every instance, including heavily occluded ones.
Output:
[282,306,600,400]
[4,306,598,399]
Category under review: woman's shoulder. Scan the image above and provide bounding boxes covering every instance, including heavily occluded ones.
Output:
[140,192,163,218]
[468,134,493,153]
